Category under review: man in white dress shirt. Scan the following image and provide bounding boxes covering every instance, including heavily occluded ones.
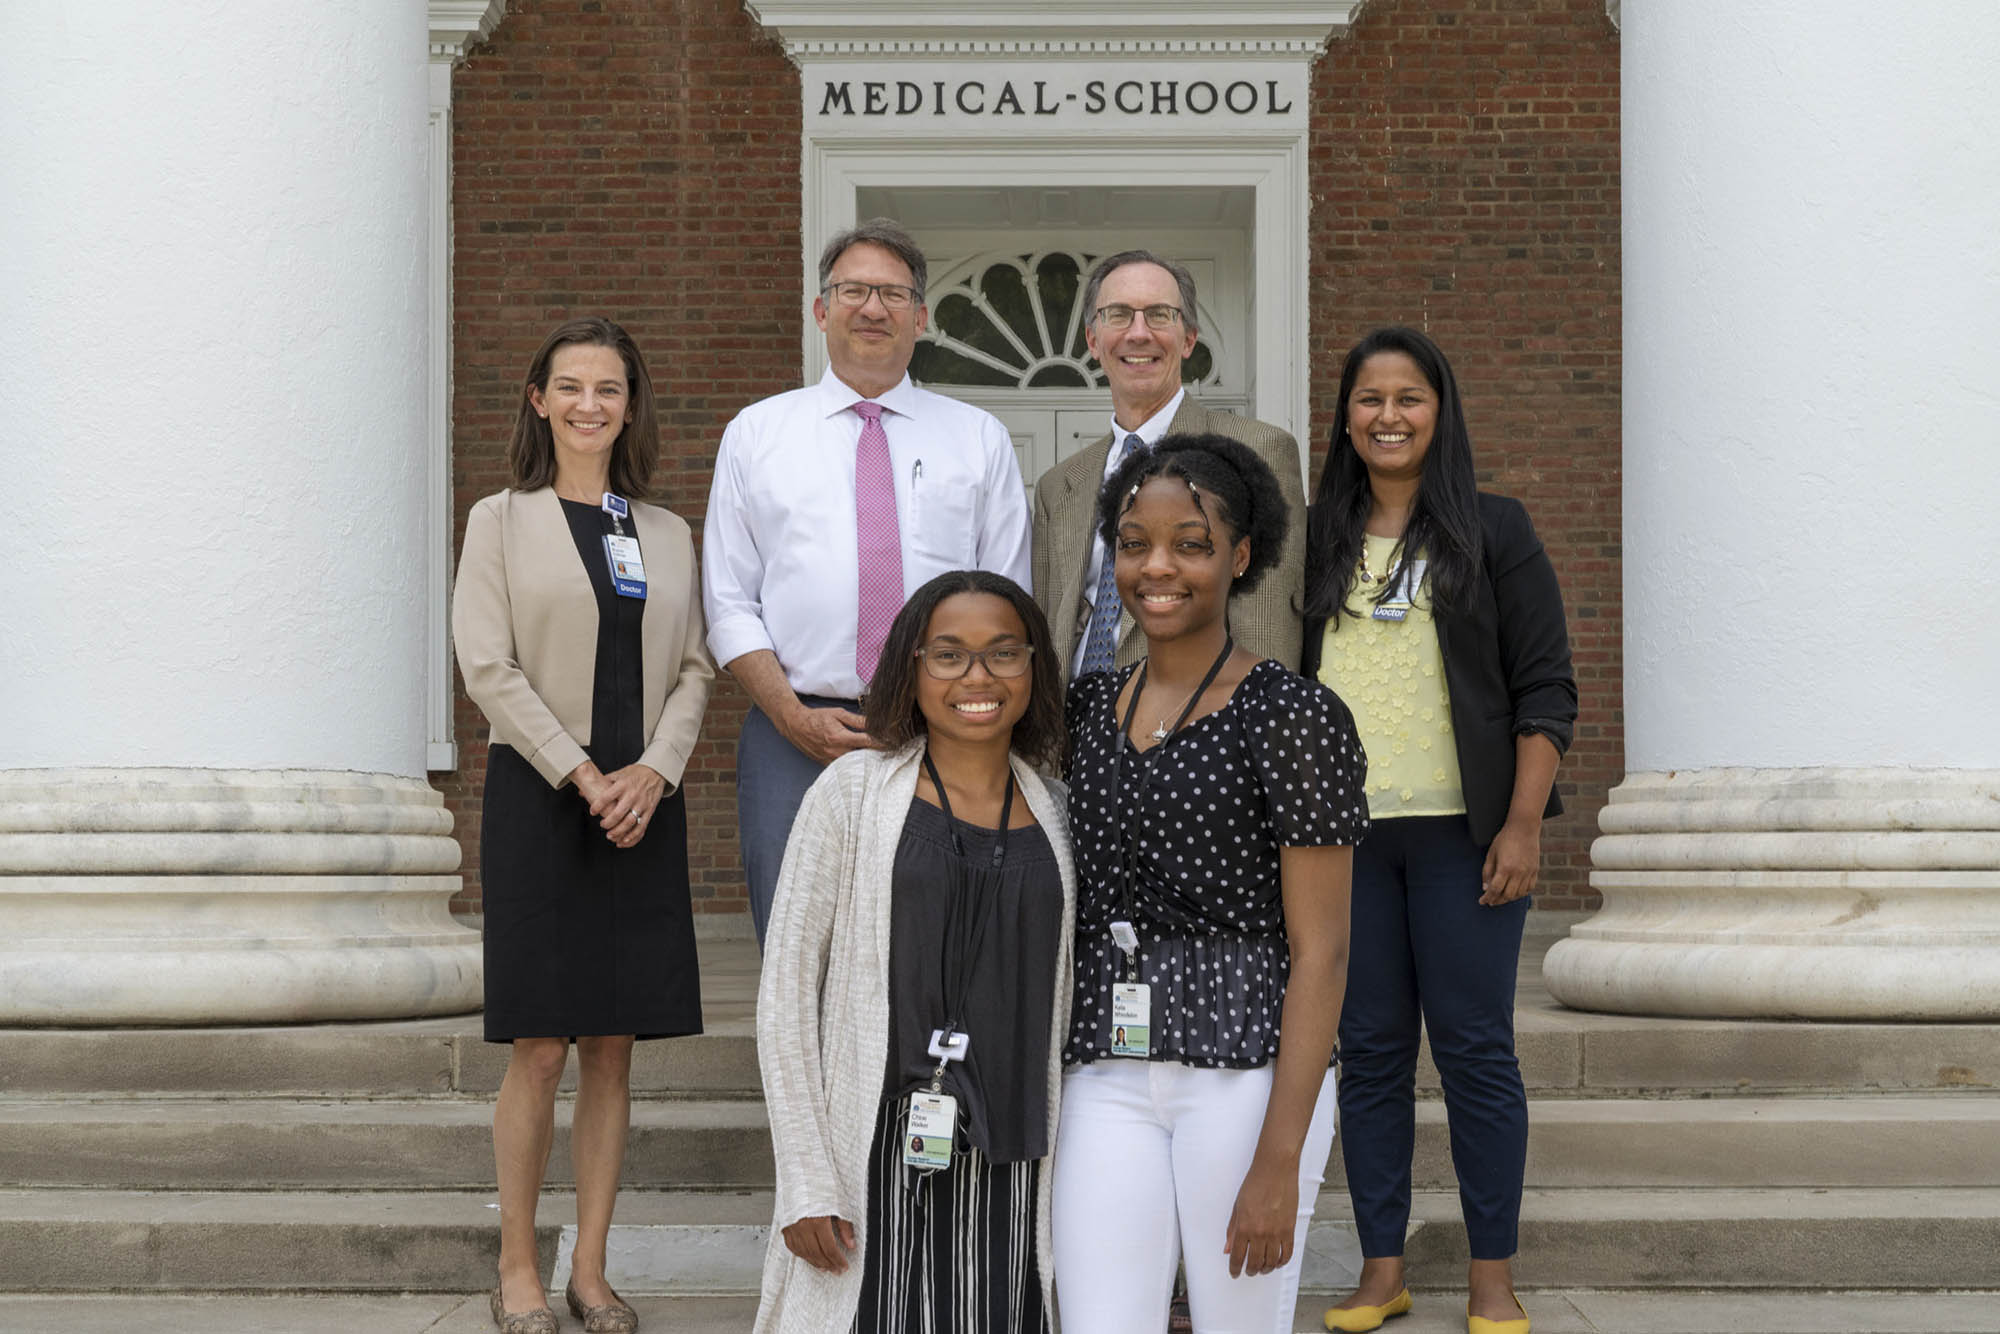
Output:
[703,218,1032,946]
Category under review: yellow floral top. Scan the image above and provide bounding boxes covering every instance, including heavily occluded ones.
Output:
[1315,533,1466,819]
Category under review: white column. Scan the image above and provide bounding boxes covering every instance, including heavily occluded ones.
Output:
[0,1,481,1023]
[1542,0,2000,1018]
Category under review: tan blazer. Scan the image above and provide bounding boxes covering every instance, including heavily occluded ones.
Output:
[1030,397,1307,675]
[452,487,715,789]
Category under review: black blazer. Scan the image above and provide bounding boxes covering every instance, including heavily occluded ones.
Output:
[1303,492,1577,847]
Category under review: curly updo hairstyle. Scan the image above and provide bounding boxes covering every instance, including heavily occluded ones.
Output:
[1095,431,1289,595]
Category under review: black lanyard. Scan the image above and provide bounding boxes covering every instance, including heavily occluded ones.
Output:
[920,748,1014,1045]
[1106,637,1234,975]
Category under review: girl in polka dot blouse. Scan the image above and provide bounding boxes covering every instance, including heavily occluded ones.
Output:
[1049,431,1369,1334]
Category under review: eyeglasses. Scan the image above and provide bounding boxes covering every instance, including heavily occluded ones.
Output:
[823,280,920,310]
[1092,303,1184,331]
[915,642,1035,680]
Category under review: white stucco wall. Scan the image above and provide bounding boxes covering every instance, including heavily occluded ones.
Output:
[1621,0,2000,772]
[1,2,431,776]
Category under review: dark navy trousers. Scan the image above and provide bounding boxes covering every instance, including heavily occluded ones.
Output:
[1336,814,1529,1260]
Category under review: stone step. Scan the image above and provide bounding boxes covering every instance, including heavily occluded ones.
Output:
[1382,1093,2000,1190]
[8,1093,1998,1192]
[0,1188,766,1292]
[4,1186,1997,1294]
[6,1010,1995,1099]
[0,1024,760,1097]
[0,1098,775,1190]
[11,1290,2000,1334]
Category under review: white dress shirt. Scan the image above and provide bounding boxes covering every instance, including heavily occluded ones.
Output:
[1068,387,1187,679]
[704,366,1033,700]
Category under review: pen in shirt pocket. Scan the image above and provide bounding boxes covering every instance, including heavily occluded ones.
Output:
[911,459,923,487]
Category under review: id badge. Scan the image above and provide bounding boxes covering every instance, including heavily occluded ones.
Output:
[603,534,647,599]
[1110,982,1151,1058]
[1372,558,1425,621]
[902,1091,957,1172]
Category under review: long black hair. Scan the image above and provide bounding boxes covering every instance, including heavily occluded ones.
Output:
[862,570,1066,774]
[1306,327,1481,623]
[1097,431,1289,595]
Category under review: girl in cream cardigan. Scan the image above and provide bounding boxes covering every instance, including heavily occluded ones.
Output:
[753,570,1075,1334]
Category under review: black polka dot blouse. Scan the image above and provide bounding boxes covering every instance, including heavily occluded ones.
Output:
[1062,659,1370,1070]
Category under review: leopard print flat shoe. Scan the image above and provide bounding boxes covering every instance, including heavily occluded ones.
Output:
[566,1279,640,1333]
[489,1286,558,1334]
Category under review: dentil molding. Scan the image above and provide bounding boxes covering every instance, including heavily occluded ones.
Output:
[743,0,1368,58]
[430,0,506,62]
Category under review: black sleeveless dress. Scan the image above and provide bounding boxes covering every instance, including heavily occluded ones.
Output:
[478,498,702,1042]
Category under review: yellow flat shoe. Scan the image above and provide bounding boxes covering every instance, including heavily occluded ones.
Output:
[1466,1293,1530,1334]
[1323,1288,1412,1332]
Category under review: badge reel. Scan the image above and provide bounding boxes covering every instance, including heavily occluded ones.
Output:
[1108,920,1151,1059]
[904,1028,968,1172]
[600,493,647,600]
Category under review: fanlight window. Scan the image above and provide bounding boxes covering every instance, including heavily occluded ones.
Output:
[912,250,1218,390]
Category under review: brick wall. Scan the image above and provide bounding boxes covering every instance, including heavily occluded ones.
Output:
[442,0,1620,915]
[1306,0,1622,910]
[442,0,800,917]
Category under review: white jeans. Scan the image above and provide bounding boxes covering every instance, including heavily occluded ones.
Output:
[1051,1060,1339,1334]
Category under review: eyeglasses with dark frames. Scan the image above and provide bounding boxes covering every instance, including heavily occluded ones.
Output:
[1092,303,1184,331]
[915,642,1035,680]
[823,280,920,310]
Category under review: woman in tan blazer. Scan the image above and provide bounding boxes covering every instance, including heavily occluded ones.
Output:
[453,317,714,1334]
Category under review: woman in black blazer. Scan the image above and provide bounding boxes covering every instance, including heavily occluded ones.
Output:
[1304,328,1575,1334]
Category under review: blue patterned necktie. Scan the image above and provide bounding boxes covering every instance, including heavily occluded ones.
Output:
[1079,433,1145,677]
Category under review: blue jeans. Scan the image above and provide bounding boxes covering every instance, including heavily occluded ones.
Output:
[735,700,850,949]
[1336,814,1530,1260]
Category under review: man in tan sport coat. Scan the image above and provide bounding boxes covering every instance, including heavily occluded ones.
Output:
[1031,250,1307,679]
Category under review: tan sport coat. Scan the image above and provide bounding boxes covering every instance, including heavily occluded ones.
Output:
[1030,397,1307,675]
[452,487,714,789]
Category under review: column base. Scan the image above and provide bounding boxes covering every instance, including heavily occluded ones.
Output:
[1543,767,2000,1020]
[0,769,482,1025]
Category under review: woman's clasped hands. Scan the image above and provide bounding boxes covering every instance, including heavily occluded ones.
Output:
[571,759,666,848]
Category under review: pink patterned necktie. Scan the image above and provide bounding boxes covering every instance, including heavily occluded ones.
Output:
[852,400,903,683]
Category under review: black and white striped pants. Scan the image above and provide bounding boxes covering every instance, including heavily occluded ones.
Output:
[852,1096,1050,1334]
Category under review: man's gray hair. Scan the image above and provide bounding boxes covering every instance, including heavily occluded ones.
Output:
[817,218,928,303]
[1081,250,1200,338]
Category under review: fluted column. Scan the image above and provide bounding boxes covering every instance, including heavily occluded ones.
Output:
[1543,0,2000,1018]
[0,1,480,1023]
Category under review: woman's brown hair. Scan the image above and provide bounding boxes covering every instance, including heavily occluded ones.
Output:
[506,317,662,501]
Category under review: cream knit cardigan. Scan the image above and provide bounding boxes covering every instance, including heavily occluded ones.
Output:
[753,742,1076,1334]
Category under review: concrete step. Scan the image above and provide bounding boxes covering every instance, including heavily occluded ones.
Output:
[4,1011,1992,1099]
[1338,1093,2000,1190]
[0,1188,767,1293]
[0,1024,760,1097]
[10,1091,1997,1193]
[0,1098,774,1190]
[5,1186,1998,1295]
[11,1291,2000,1334]
[1378,1187,2000,1292]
